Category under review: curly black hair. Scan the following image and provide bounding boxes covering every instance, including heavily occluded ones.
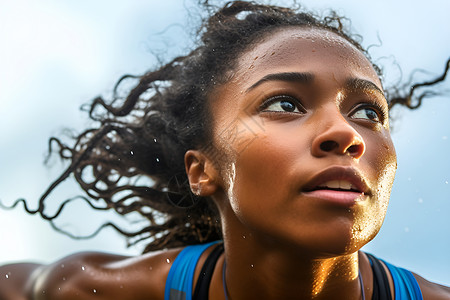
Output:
[4,1,449,253]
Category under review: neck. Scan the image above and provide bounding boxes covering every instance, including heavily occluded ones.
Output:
[222,236,363,300]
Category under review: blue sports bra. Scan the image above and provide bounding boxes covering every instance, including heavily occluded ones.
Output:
[164,241,423,300]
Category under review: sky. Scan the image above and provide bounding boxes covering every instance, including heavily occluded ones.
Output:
[0,0,449,285]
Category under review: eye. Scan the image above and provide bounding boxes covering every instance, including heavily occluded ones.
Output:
[260,95,305,113]
[350,106,382,123]
[351,107,379,121]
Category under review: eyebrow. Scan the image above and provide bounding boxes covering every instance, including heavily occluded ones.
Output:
[246,72,314,92]
[345,78,385,98]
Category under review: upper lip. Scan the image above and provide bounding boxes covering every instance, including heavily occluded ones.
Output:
[302,166,371,195]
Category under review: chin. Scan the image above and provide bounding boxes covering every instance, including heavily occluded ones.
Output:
[314,221,381,257]
[271,225,372,258]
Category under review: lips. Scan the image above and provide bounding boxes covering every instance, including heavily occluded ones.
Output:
[301,166,371,205]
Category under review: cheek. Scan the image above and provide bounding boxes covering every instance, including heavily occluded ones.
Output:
[372,132,397,197]
[227,135,290,209]
[352,132,397,246]
[363,129,397,191]
[223,124,309,227]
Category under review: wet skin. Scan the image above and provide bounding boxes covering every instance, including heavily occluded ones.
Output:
[1,27,450,300]
[208,27,396,256]
[194,27,397,299]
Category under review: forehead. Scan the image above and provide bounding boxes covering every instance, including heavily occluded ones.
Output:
[230,27,381,89]
[209,27,383,129]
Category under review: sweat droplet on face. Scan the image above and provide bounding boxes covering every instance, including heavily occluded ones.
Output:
[166,258,170,264]
[227,163,237,202]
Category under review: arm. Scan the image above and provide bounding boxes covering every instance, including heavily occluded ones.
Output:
[0,249,182,300]
[414,273,450,300]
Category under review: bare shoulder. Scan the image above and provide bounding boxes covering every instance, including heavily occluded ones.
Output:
[0,262,42,300]
[0,247,184,300]
[413,272,450,300]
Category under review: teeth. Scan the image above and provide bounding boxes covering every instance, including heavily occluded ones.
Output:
[325,180,340,189]
[340,181,352,190]
[318,180,355,191]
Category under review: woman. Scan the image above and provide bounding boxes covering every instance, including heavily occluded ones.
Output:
[0,1,449,299]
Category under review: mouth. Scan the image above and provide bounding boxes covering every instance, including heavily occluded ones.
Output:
[309,180,362,193]
[302,166,371,205]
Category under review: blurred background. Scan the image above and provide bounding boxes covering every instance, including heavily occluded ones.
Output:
[0,0,449,285]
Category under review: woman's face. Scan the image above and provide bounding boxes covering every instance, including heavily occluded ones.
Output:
[208,27,397,255]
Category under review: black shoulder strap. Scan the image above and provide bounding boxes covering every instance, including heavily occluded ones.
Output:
[365,253,393,300]
[193,243,225,300]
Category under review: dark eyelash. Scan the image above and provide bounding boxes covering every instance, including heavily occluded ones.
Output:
[259,95,304,112]
[354,100,388,122]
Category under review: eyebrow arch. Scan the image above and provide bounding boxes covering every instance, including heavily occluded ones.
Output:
[246,72,314,92]
[346,78,385,98]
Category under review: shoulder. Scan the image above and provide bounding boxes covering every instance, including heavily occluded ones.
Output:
[0,262,41,300]
[1,248,184,300]
[361,252,450,300]
[35,249,185,300]
[412,272,450,300]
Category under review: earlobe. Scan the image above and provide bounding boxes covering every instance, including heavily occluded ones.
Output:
[184,150,219,197]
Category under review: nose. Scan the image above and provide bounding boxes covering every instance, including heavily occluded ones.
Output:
[311,113,365,160]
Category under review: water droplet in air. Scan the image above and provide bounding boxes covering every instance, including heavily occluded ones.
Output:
[242,235,246,239]
[62,277,66,281]
[5,274,9,279]
[156,158,160,162]
[81,266,85,271]
[153,138,157,142]
[445,180,449,185]
[250,264,254,268]
[93,289,97,293]
[130,151,134,155]
[166,258,170,264]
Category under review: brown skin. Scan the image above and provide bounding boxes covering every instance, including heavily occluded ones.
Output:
[1,28,449,300]
[194,27,394,299]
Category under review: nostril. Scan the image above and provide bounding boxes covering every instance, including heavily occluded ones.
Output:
[320,141,338,152]
[347,144,362,155]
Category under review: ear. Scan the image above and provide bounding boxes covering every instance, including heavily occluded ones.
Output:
[184,150,219,197]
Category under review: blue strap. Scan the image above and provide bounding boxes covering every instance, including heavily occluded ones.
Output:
[164,241,220,300]
[381,259,423,300]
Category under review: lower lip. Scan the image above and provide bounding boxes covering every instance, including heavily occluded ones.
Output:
[302,190,366,206]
